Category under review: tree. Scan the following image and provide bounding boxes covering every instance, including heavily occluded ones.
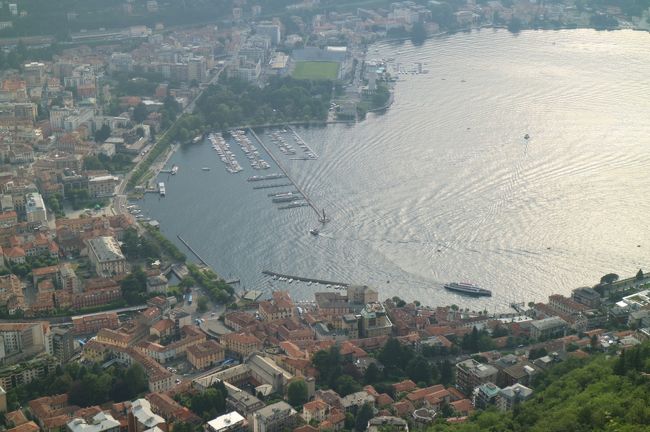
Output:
[529,347,547,360]
[121,266,148,305]
[124,363,147,397]
[94,124,111,143]
[363,362,380,384]
[637,269,644,281]
[378,338,409,370]
[410,21,427,45]
[133,102,148,123]
[334,375,361,397]
[507,17,523,33]
[355,403,374,431]
[196,296,209,313]
[406,356,435,385]
[439,359,454,386]
[600,273,619,284]
[287,380,308,407]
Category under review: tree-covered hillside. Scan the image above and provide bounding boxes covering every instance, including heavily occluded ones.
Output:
[429,343,650,432]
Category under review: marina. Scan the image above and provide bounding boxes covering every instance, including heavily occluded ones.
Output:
[262,270,349,288]
[249,128,328,221]
[230,129,271,170]
[287,125,318,159]
[265,127,318,160]
[209,133,243,174]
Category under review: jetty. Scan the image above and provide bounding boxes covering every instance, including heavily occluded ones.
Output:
[249,128,328,222]
[263,270,349,287]
[287,125,319,159]
[177,234,208,265]
[252,183,293,190]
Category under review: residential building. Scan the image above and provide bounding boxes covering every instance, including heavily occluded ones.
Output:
[455,359,498,395]
[127,399,165,432]
[341,391,375,412]
[25,193,47,224]
[251,402,297,432]
[206,412,248,432]
[258,291,294,322]
[497,383,533,412]
[571,287,601,308]
[472,382,500,409]
[367,416,409,432]
[221,332,262,358]
[72,312,119,335]
[86,236,127,277]
[0,322,48,360]
[87,176,119,198]
[347,285,378,306]
[359,303,393,338]
[529,317,568,340]
[187,340,224,370]
[301,400,329,423]
[51,327,74,363]
[0,354,57,389]
[66,412,120,432]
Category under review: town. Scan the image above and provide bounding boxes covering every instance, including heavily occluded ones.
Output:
[0,0,649,431]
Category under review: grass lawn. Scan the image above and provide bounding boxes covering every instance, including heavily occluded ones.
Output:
[292,61,340,80]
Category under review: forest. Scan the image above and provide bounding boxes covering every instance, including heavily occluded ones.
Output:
[428,342,650,431]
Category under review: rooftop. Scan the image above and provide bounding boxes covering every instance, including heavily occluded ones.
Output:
[206,412,246,432]
[66,412,120,432]
[87,236,125,262]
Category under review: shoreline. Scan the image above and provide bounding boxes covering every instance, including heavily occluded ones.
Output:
[134,27,647,312]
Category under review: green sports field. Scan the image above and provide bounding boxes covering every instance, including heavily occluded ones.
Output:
[292,61,340,80]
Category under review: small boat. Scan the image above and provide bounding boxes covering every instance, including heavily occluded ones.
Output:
[524,134,530,140]
[288,278,293,284]
[171,165,179,175]
[309,228,319,236]
[202,167,210,171]
[307,281,312,286]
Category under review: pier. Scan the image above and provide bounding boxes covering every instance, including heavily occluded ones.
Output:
[177,234,208,265]
[249,128,328,222]
[287,125,319,159]
[252,183,293,190]
[262,270,349,287]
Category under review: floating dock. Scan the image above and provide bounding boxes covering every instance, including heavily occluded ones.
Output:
[249,128,328,221]
[263,270,349,287]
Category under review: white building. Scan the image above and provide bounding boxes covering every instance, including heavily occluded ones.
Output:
[25,192,47,224]
[252,402,297,432]
[206,412,248,432]
[67,412,120,432]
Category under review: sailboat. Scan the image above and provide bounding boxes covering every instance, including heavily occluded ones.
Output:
[319,209,330,224]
